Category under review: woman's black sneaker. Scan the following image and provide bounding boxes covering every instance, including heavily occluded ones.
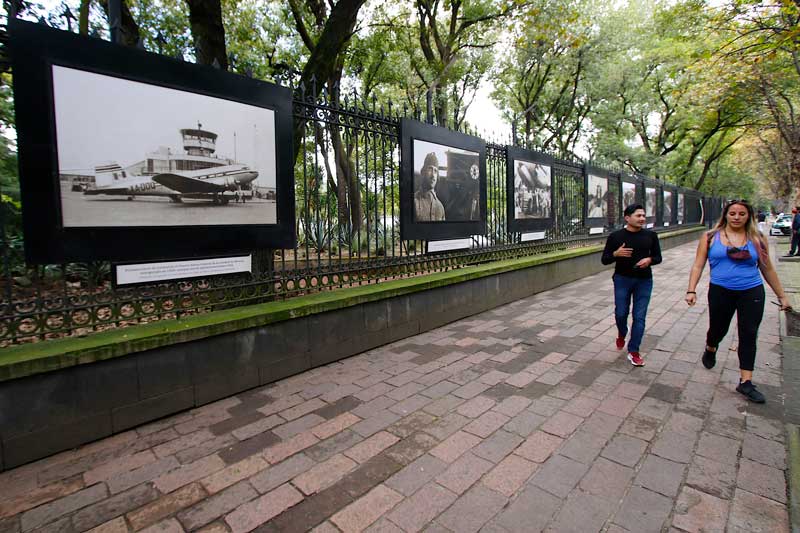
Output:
[702,349,716,369]
[736,380,766,403]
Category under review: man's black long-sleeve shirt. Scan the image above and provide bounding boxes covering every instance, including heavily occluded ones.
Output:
[601,227,662,279]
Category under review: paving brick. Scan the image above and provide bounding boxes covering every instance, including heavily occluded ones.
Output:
[547,490,613,533]
[482,454,538,497]
[420,381,460,400]
[579,457,634,503]
[153,454,226,494]
[257,394,304,417]
[632,396,671,421]
[201,455,268,494]
[471,430,523,464]
[273,414,327,440]
[613,487,673,532]
[306,430,365,463]
[293,454,358,496]
[219,432,281,465]
[364,518,405,533]
[106,456,179,494]
[386,483,457,533]
[138,518,185,533]
[530,454,589,498]
[344,432,400,464]
[423,395,465,416]
[177,481,258,531]
[351,411,403,438]
[558,428,608,464]
[686,455,737,499]
[356,384,396,403]
[263,432,319,464]
[597,395,639,418]
[737,458,787,503]
[462,411,510,439]
[230,415,284,441]
[528,396,566,417]
[671,486,728,533]
[154,430,216,459]
[20,483,108,531]
[562,395,600,418]
[652,430,697,464]
[385,454,448,496]
[386,383,426,402]
[429,431,482,463]
[83,451,158,486]
[0,477,84,522]
[435,452,493,494]
[635,454,686,497]
[86,516,127,533]
[695,431,740,466]
[388,394,433,416]
[386,412,436,439]
[457,397,496,418]
[249,453,315,494]
[312,413,362,440]
[514,431,563,463]
[601,434,648,467]
[503,411,546,437]
[618,413,660,441]
[435,484,507,533]
[539,411,583,438]
[176,434,238,465]
[665,412,704,436]
[224,483,303,533]
[742,433,786,470]
[72,484,160,532]
[493,485,560,532]
[127,483,207,530]
[728,488,790,533]
[330,485,403,533]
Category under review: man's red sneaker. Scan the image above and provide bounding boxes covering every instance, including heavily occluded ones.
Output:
[628,352,645,366]
[616,337,625,349]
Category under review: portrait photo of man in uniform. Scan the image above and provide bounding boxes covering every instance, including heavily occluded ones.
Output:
[414,151,445,221]
[412,139,480,223]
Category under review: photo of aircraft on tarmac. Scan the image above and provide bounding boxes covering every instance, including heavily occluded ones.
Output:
[53,65,278,228]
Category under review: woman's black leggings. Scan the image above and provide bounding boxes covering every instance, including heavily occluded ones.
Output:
[706,283,765,371]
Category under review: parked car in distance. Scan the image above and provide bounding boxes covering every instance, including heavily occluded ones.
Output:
[771,214,793,236]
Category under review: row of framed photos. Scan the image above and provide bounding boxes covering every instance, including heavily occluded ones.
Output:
[12,19,700,264]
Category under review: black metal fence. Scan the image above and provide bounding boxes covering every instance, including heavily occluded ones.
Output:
[0,48,712,349]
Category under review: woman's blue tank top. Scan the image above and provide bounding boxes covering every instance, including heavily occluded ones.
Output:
[708,233,763,290]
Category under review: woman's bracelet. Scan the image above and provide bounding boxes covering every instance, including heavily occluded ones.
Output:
[686,291,696,294]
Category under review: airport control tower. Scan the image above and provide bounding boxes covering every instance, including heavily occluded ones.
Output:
[180,123,218,157]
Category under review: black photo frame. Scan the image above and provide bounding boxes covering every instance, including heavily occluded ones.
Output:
[644,184,658,225]
[620,177,639,213]
[399,119,487,241]
[11,20,295,263]
[584,166,610,228]
[506,147,554,233]
[662,187,675,225]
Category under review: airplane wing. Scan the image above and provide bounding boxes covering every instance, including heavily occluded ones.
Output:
[152,173,226,194]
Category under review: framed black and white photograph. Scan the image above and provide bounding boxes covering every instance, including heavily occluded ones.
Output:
[645,186,657,219]
[663,189,673,224]
[400,119,486,241]
[621,180,637,210]
[585,168,609,227]
[12,19,295,263]
[677,193,685,224]
[506,147,554,233]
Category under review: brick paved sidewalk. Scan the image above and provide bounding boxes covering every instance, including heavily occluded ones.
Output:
[0,240,790,533]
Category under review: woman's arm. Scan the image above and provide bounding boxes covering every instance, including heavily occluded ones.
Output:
[758,239,792,310]
[686,233,710,306]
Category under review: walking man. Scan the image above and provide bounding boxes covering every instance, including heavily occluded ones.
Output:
[601,204,663,366]
[787,207,800,256]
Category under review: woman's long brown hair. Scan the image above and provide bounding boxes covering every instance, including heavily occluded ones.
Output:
[709,200,766,264]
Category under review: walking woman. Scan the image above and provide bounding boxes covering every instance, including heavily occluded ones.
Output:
[685,200,791,403]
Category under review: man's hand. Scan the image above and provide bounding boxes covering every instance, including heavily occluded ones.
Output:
[613,243,633,258]
[635,257,652,268]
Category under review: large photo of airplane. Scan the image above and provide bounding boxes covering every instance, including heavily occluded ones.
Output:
[52,65,278,227]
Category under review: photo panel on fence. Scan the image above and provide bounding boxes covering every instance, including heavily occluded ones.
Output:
[399,119,487,242]
[584,166,610,228]
[621,178,638,212]
[677,192,685,224]
[645,185,657,226]
[11,19,295,263]
[663,188,674,226]
[506,147,554,234]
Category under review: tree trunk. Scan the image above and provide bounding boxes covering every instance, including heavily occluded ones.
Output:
[79,0,90,35]
[97,0,140,47]
[185,0,228,69]
[292,0,367,163]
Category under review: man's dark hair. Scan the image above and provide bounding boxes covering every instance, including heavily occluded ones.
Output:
[624,204,645,217]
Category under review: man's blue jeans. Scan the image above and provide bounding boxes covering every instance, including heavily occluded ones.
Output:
[613,274,653,353]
